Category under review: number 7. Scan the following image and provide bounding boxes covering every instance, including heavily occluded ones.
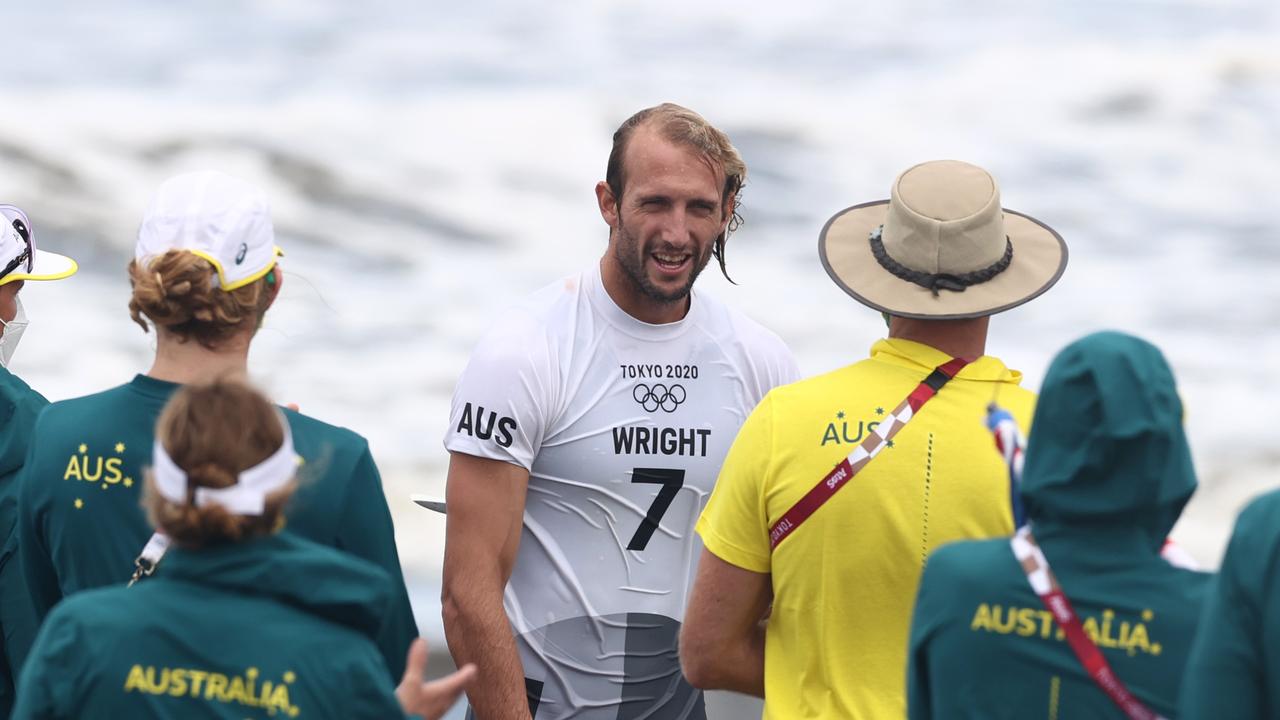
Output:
[627,468,686,551]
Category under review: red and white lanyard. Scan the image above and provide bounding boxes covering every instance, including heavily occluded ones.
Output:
[769,358,968,551]
[1010,527,1167,720]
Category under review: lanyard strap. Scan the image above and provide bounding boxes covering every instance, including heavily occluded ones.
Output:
[128,531,171,587]
[986,403,1028,528]
[1010,527,1167,720]
[769,358,968,551]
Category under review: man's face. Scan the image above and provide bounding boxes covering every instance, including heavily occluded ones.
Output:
[600,129,731,308]
[0,281,22,329]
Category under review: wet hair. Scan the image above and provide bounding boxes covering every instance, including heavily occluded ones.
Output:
[605,103,747,281]
[144,378,294,548]
[128,250,274,349]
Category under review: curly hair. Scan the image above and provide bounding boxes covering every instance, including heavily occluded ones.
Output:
[128,250,274,349]
[144,378,294,548]
[605,103,747,282]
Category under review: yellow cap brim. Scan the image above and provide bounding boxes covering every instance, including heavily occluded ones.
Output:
[0,249,79,286]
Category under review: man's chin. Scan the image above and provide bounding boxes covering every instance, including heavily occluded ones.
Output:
[616,258,701,306]
[640,273,696,304]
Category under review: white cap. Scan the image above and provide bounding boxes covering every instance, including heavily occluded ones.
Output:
[0,204,79,287]
[136,171,282,291]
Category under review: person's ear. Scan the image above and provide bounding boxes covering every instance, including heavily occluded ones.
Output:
[721,192,737,233]
[265,269,282,304]
[596,181,620,229]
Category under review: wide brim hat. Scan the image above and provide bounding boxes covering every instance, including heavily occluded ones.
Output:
[819,160,1067,320]
[0,205,79,287]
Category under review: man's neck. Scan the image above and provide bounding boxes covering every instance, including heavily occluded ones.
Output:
[147,331,252,385]
[888,315,989,361]
[598,257,690,325]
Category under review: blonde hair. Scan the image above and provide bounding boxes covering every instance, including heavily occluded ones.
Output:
[605,103,747,280]
[144,378,294,548]
[128,250,274,349]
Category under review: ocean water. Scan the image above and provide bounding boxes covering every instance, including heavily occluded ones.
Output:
[3,0,1279,712]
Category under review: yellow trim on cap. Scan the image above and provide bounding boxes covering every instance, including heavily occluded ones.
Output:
[187,246,284,291]
[0,258,80,286]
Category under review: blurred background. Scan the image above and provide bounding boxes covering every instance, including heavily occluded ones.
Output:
[3,0,1278,712]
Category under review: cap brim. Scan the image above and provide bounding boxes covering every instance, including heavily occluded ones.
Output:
[818,200,1068,320]
[0,249,79,285]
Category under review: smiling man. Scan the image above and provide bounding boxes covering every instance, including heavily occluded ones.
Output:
[440,104,797,719]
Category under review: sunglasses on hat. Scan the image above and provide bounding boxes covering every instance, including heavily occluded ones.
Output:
[1,210,34,281]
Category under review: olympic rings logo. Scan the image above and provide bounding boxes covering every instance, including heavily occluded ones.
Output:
[633,383,687,413]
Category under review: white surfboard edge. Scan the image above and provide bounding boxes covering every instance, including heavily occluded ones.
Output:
[411,494,447,514]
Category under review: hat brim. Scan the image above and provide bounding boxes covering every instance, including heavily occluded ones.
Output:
[0,249,79,285]
[186,246,283,291]
[818,200,1068,320]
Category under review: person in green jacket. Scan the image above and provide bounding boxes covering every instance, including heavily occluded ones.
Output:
[13,171,416,681]
[1,203,79,719]
[908,331,1210,719]
[1178,489,1280,718]
[14,379,473,720]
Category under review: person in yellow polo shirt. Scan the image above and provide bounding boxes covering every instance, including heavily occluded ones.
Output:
[680,160,1069,718]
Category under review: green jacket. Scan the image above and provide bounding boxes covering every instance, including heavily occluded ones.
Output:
[1179,489,1280,718]
[14,375,416,680]
[0,367,46,720]
[909,331,1209,719]
[12,532,406,719]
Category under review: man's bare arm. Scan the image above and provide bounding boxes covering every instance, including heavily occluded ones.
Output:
[679,548,771,697]
[441,452,531,719]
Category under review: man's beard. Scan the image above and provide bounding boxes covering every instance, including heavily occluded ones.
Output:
[612,217,714,306]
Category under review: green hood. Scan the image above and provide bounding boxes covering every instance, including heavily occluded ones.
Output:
[161,531,394,642]
[1021,331,1196,548]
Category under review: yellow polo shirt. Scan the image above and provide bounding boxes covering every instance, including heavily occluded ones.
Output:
[697,338,1033,719]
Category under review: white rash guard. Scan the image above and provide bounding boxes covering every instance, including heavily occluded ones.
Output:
[445,265,797,719]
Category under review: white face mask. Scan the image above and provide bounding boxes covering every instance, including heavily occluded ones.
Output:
[0,296,28,368]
